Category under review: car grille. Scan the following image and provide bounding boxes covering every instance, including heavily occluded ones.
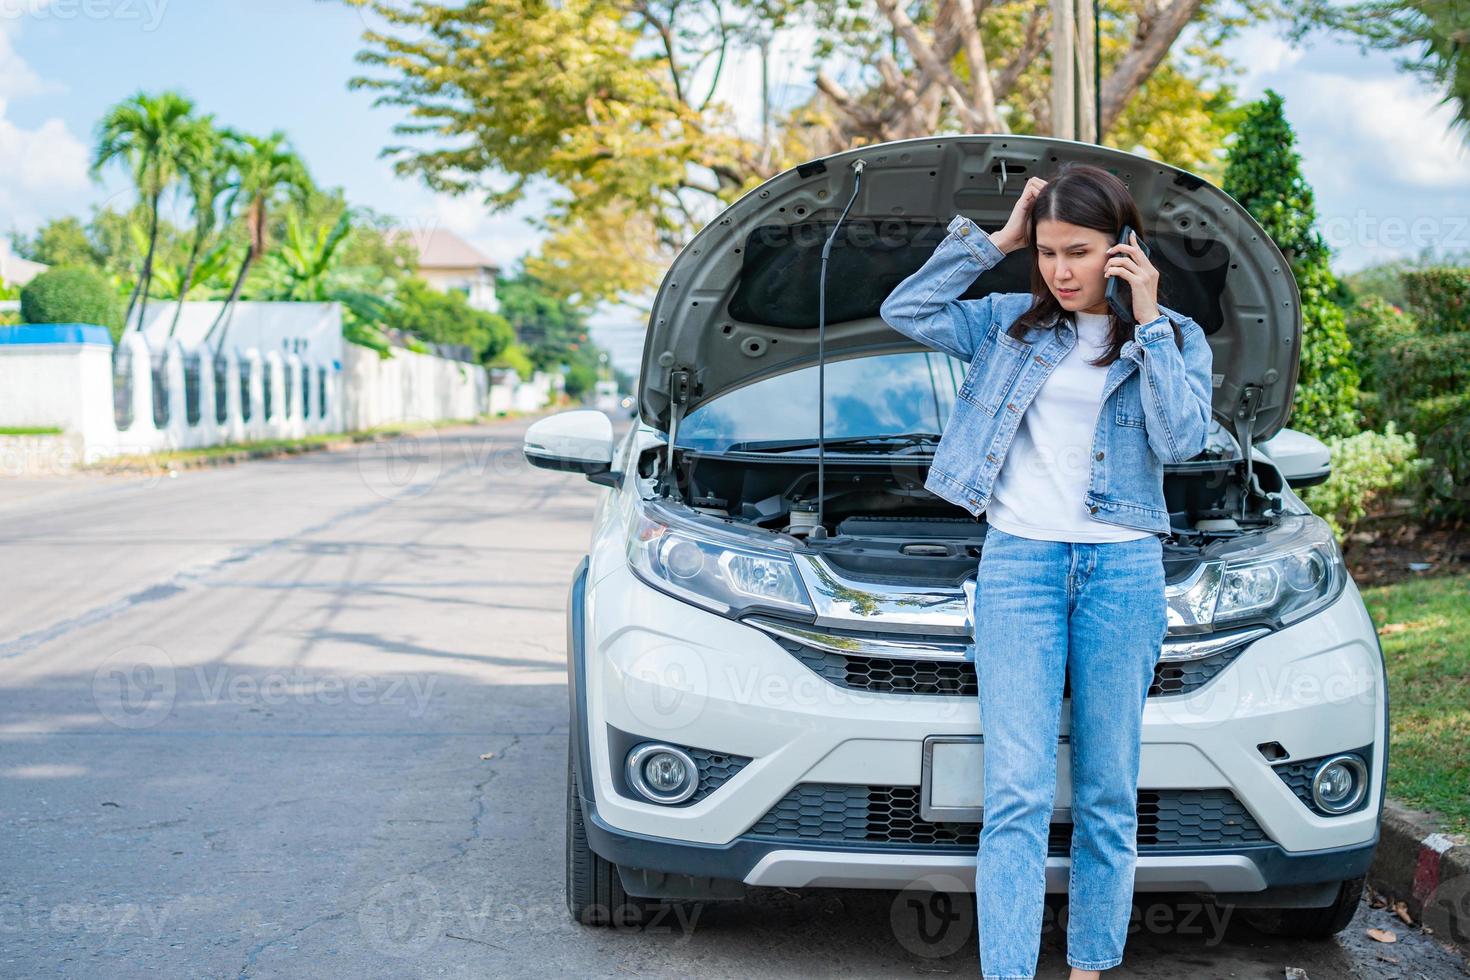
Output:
[686,746,751,804]
[767,633,1245,699]
[1272,745,1374,816]
[743,784,1268,852]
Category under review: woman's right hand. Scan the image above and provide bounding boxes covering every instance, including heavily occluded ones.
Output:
[992,176,1048,253]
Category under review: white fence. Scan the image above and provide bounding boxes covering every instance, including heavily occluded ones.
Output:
[0,322,559,474]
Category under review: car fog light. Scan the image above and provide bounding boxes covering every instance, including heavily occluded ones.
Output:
[1311,754,1368,814]
[626,743,697,804]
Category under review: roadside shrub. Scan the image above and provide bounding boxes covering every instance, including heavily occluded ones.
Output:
[1367,266,1470,518]
[20,266,124,341]
[1304,422,1427,538]
[1345,295,1416,423]
[563,361,597,399]
[487,342,534,381]
[1400,266,1470,336]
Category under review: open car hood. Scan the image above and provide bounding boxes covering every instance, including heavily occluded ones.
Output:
[639,134,1301,447]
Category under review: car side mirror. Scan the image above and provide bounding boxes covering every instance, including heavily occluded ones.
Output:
[523,410,620,488]
[1259,427,1331,487]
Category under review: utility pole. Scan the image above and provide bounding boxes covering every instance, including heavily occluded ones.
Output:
[1051,0,1075,140]
[1076,0,1097,143]
[1050,0,1099,143]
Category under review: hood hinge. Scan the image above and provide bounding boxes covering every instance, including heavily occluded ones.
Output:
[662,367,698,490]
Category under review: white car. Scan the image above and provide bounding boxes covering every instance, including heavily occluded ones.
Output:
[524,135,1386,940]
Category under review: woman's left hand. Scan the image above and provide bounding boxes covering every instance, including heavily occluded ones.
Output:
[1105,229,1162,325]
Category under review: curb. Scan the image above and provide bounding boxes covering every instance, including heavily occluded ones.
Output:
[82,412,561,475]
[91,433,380,474]
[1370,798,1470,949]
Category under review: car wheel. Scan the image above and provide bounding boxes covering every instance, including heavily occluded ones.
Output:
[1241,876,1365,939]
[565,743,663,928]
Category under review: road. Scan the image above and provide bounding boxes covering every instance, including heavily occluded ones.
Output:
[0,416,1463,978]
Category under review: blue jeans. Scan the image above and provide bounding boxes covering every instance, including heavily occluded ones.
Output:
[973,525,1167,978]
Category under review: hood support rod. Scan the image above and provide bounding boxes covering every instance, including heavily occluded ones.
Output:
[808,158,867,541]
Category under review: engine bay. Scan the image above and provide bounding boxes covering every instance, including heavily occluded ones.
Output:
[640,441,1292,582]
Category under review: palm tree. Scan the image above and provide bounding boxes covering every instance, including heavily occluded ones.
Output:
[91,90,199,332]
[203,130,313,351]
[168,116,234,338]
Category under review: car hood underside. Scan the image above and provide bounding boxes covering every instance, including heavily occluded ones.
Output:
[638,134,1302,445]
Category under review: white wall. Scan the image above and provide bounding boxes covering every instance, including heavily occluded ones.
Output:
[0,302,517,467]
[341,342,488,431]
[138,301,346,368]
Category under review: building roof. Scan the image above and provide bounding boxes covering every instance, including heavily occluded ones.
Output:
[394,228,499,273]
[0,244,48,287]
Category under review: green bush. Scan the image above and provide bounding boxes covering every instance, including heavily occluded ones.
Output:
[1345,295,1416,403]
[486,342,534,381]
[563,361,598,399]
[1400,266,1470,336]
[20,266,124,341]
[1304,422,1428,538]
[1223,90,1360,440]
[387,278,514,361]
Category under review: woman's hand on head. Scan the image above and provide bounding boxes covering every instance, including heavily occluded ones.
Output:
[991,177,1047,253]
[1105,229,1162,325]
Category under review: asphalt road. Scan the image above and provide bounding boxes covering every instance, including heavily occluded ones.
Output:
[0,416,1464,979]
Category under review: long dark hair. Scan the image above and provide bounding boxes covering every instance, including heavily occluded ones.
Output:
[1007,162,1180,365]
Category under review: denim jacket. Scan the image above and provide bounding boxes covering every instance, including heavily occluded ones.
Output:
[878,213,1216,536]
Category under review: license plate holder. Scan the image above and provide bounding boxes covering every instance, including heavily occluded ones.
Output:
[920,734,1072,823]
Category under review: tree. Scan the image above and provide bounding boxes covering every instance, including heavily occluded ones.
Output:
[169,116,234,337]
[203,130,313,350]
[344,0,1306,307]
[388,278,515,361]
[1223,89,1360,440]
[91,90,200,332]
[496,270,589,370]
[10,217,99,269]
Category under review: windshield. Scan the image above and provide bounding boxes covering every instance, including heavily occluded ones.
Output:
[674,351,966,452]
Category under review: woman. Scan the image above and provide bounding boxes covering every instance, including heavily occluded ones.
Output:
[879,163,1215,979]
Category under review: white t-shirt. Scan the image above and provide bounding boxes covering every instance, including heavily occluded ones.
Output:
[984,310,1152,542]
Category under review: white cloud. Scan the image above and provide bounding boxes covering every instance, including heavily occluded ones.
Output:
[0,104,88,191]
[1228,28,1307,90]
[0,16,90,229]
[1288,70,1468,190]
[0,22,44,99]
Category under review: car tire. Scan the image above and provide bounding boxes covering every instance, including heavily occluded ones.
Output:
[1241,875,1365,939]
[565,743,662,928]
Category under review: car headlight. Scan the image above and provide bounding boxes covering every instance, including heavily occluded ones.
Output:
[1167,516,1345,631]
[626,499,815,617]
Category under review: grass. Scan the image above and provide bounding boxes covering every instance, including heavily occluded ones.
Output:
[91,416,491,470]
[0,426,62,436]
[1362,572,1470,836]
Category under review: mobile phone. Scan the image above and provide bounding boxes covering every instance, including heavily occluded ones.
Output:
[1105,224,1151,325]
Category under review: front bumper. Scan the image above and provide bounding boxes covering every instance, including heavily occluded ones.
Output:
[566,553,1387,897]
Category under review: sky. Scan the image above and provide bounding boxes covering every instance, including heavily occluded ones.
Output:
[1,0,1466,377]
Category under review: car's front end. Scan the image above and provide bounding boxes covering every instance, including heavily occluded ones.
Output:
[567,425,1384,917]
[535,134,1386,936]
